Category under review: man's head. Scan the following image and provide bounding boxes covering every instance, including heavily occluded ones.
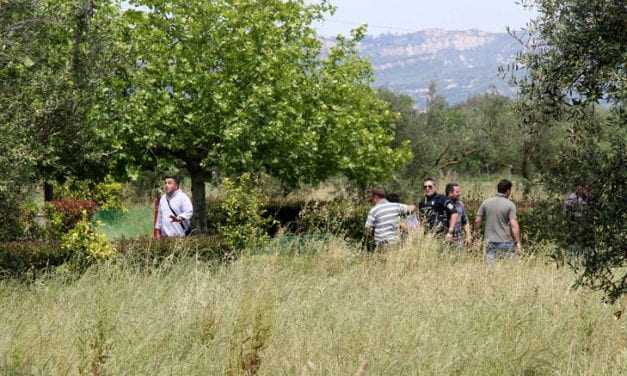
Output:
[386,192,401,203]
[497,179,513,197]
[423,177,437,197]
[445,183,461,201]
[369,187,386,204]
[164,175,180,194]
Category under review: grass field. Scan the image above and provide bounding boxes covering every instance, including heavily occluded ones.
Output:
[94,206,153,240]
[1,235,625,375]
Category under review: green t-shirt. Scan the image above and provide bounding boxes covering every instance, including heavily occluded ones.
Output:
[477,193,517,243]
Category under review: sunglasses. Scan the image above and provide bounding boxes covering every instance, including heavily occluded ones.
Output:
[423,185,433,189]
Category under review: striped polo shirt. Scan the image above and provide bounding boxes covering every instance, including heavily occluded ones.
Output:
[365,199,412,244]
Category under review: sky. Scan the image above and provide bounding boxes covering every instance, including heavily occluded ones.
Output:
[307,0,535,36]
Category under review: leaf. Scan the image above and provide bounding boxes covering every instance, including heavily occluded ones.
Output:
[22,56,34,68]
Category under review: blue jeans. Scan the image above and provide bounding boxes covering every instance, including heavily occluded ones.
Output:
[485,242,516,265]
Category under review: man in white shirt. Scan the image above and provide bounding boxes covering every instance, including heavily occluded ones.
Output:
[155,175,194,238]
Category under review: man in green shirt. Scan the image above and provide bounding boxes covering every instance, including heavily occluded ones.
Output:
[474,179,521,264]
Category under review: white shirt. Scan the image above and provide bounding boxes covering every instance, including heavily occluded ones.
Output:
[155,190,193,237]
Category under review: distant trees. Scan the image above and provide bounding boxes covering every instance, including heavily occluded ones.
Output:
[514,0,626,302]
[379,84,561,183]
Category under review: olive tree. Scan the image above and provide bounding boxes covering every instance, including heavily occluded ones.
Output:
[514,0,626,302]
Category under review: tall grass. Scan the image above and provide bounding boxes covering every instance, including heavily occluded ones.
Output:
[1,236,625,375]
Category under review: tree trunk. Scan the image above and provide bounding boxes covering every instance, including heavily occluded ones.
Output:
[44,181,54,202]
[187,161,208,233]
[521,141,532,199]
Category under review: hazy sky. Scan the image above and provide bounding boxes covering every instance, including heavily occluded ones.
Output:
[308,0,535,36]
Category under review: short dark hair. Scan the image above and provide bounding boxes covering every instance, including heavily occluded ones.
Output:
[497,179,512,194]
[445,183,459,196]
[370,187,386,198]
[386,192,401,203]
[164,175,180,186]
[423,177,436,185]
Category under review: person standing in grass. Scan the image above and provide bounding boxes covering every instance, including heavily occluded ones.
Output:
[418,177,458,238]
[474,179,521,264]
[365,188,416,249]
[155,175,193,238]
[445,182,472,247]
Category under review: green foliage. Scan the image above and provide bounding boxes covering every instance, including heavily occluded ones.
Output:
[0,241,69,278]
[60,211,116,269]
[514,0,627,302]
[0,0,125,193]
[379,86,560,182]
[45,199,98,240]
[298,198,368,240]
[55,180,127,212]
[100,0,409,231]
[218,174,273,251]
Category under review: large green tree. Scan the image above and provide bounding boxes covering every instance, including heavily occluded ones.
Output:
[514,0,626,302]
[0,0,123,200]
[102,0,409,231]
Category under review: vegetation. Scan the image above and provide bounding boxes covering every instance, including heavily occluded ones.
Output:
[511,0,627,302]
[1,238,626,374]
[0,0,625,372]
[100,0,409,231]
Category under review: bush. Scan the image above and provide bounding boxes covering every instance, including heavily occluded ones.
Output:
[92,181,126,212]
[297,198,368,240]
[45,199,97,239]
[0,193,23,241]
[0,241,69,278]
[218,174,274,251]
[60,212,116,270]
[54,179,126,212]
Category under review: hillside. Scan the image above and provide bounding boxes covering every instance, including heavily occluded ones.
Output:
[353,29,522,107]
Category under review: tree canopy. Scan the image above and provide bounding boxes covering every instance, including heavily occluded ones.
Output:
[514,0,626,302]
[99,0,409,230]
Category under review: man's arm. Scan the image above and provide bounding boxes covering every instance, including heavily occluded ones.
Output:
[445,213,458,242]
[464,222,472,244]
[400,204,416,215]
[474,215,482,231]
[171,194,194,223]
[179,194,194,221]
[154,198,163,239]
[510,218,521,255]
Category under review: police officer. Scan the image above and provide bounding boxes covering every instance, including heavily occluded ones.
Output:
[418,177,458,239]
[445,182,472,246]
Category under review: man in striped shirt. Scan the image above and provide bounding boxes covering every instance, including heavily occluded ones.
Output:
[365,188,416,248]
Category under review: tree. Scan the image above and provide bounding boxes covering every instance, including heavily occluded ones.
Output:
[514,0,627,302]
[0,0,123,201]
[102,0,409,231]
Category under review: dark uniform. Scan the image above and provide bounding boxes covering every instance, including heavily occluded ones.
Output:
[418,193,457,234]
[450,200,469,243]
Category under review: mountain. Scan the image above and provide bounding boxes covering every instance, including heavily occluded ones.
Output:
[349,29,522,107]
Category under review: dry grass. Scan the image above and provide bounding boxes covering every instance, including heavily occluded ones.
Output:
[0,235,626,375]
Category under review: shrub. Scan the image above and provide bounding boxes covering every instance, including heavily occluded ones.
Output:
[0,192,26,242]
[60,212,116,270]
[0,241,69,278]
[54,179,126,212]
[218,174,274,251]
[45,199,97,239]
[92,181,126,212]
[297,198,369,240]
